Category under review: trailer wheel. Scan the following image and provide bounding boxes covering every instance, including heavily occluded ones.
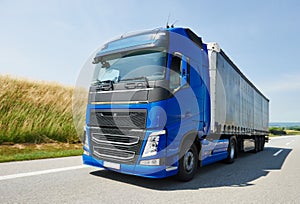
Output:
[260,136,265,151]
[225,137,236,163]
[176,143,198,182]
[261,136,265,151]
[253,136,259,153]
[258,136,262,152]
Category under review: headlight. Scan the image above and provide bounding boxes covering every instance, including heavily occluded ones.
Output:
[142,130,165,158]
[83,126,90,154]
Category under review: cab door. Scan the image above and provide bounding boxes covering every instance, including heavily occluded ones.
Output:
[166,52,198,156]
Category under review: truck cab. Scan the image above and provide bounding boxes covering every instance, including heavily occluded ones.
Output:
[82,27,213,180]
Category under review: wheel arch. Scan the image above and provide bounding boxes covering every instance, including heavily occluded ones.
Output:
[178,130,200,158]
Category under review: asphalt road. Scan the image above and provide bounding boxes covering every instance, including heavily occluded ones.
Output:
[1,136,299,204]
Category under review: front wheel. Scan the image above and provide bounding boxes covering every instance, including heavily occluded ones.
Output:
[225,137,236,163]
[176,143,198,182]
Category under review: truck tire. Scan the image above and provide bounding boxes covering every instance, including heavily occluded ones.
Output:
[258,136,262,152]
[176,143,198,182]
[253,136,259,153]
[225,137,236,163]
[260,136,265,151]
[261,136,265,151]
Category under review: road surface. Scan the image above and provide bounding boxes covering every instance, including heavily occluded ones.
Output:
[0,136,299,204]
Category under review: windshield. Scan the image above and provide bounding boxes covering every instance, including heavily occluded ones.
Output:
[92,50,166,84]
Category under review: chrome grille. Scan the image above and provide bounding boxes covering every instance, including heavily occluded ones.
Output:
[89,114,146,164]
[93,146,135,160]
[91,131,139,146]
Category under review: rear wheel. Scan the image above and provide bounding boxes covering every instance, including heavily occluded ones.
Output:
[176,143,198,182]
[253,136,259,153]
[258,136,262,151]
[260,136,265,151]
[261,136,265,151]
[225,137,236,163]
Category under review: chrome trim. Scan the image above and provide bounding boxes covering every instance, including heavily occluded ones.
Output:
[87,126,144,132]
[91,133,139,146]
[93,146,135,160]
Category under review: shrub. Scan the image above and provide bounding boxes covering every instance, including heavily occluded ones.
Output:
[269,127,287,135]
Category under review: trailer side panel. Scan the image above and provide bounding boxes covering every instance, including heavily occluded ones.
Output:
[208,43,269,135]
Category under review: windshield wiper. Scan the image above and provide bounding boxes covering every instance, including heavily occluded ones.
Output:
[92,79,114,84]
[93,80,114,91]
[120,76,149,88]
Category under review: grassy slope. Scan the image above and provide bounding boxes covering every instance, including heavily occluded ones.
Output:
[0,75,78,144]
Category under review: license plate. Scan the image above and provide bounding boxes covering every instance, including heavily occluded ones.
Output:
[103,161,120,170]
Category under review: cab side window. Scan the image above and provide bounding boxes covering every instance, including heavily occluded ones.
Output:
[169,53,190,91]
[170,55,181,90]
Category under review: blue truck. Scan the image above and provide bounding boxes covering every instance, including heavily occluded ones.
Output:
[82,27,269,181]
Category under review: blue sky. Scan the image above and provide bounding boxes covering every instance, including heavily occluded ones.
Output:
[0,0,299,122]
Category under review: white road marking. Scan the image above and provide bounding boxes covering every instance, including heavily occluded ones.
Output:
[270,136,296,140]
[273,149,283,157]
[286,142,291,146]
[0,165,90,181]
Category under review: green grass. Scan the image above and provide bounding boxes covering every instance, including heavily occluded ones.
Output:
[0,143,83,162]
[0,75,79,144]
[285,129,300,135]
[269,126,300,136]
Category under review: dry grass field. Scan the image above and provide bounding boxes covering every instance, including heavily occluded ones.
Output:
[0,75,79,144]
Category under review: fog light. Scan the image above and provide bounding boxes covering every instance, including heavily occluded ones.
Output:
[140,159,160,166]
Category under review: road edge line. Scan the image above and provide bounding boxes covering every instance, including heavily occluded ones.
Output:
[0,165,90,181]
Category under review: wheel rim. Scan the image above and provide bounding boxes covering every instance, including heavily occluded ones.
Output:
[230,142,235,159]
[184,150,194,173]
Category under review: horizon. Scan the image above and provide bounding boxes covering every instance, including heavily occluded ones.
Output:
[269,122,300,126]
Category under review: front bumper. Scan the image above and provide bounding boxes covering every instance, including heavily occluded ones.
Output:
[82,154,178,178]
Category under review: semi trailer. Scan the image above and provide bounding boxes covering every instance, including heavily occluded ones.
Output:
[82,27,269,181]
